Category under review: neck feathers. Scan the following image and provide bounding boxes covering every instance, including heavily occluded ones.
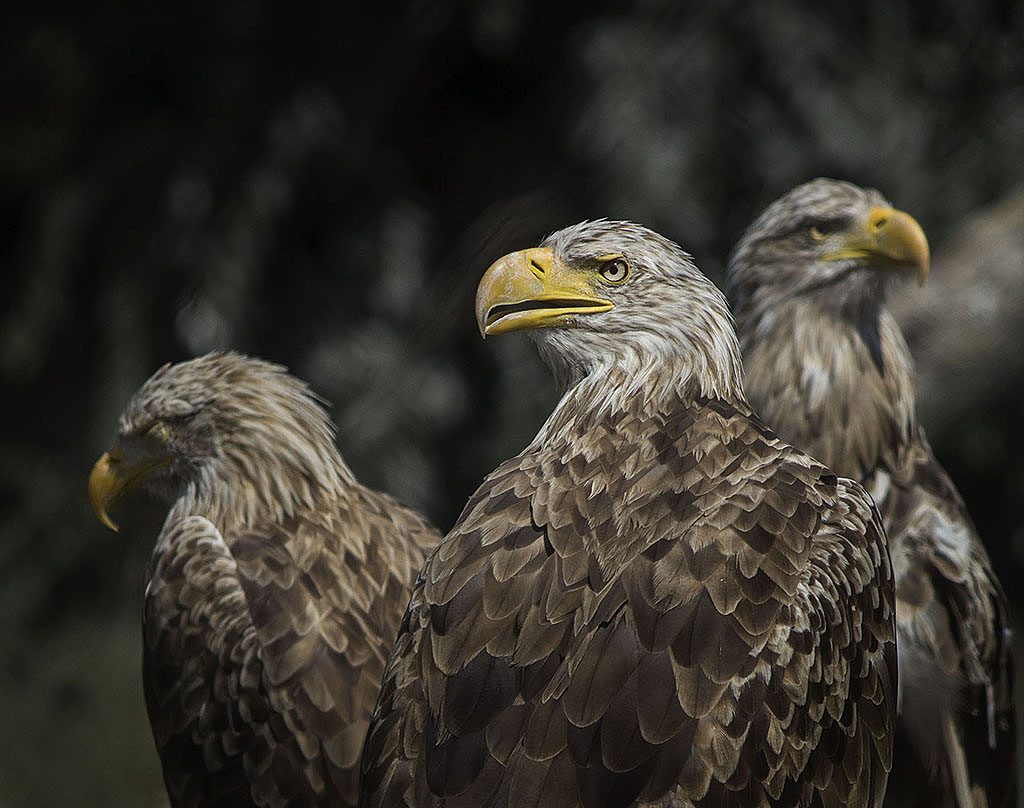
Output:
[534,337,747,447]
[532,296,747,440]
[738,299,918,479]
[177,400,355,533]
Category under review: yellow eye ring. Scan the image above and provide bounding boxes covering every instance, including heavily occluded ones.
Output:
[150,422,171,443]
[597,255,630,284]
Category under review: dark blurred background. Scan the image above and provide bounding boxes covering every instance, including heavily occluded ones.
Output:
[2,1,1023,804]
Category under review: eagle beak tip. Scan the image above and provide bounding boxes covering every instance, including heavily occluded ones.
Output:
[89,451,124,532]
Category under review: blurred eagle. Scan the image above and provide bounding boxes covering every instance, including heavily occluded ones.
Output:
[361,220,897,807]
[88,352,440,807]
[727,178,1016,808]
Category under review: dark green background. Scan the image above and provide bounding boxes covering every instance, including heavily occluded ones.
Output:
[2,2,1022,804]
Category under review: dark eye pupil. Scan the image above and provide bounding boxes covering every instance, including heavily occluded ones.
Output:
[603,260,626,280]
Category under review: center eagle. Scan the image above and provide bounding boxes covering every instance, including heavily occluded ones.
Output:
[361,219,898,808]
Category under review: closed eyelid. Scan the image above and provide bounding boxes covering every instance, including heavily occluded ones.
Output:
[802,215,847,231]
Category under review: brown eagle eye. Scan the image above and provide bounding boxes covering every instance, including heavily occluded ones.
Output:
[598,257,630,284]
[809,226,828,241]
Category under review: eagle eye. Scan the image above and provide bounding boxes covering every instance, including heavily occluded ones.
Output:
[597,256,630,284]
[148,422,172,444]
[808,218,846,241]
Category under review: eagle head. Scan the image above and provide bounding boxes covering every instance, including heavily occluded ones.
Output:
[475,219,743,400]
[88,352,342,531]
[726,178,929,323]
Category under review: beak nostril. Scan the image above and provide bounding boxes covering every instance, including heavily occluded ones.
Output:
[873,217,888,231]
[529,259,545,276]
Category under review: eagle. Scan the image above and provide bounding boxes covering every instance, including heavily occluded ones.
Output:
[87,352,440,807]
[360,220,897,807]
[727,178,1017,808]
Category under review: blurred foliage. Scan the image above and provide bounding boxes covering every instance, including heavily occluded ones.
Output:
[1,0,1022,804]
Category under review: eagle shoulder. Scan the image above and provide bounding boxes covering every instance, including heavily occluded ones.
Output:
[145,492,437,807]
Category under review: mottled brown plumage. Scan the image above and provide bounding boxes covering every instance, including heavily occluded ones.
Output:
[89,352,439,807]
[361,220,897,807]
[728,178,1016,808]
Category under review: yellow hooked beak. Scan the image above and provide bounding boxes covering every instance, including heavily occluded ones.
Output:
[88,449,169,532]
[823,206,930,286]
[474,247,613,337]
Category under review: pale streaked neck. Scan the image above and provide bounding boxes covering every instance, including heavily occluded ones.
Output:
[742,298,917,479]
[168,447,352,536]
[534,345,746,448]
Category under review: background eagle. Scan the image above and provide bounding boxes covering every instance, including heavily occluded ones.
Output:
[727,178,1016,808]
[88,352,440,807]
[361,220,897,807]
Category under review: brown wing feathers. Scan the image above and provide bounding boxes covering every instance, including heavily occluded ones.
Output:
[144,489,438,807]
[361,398,897,807]
[871,446,1016,808]
[143,516,267,807]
